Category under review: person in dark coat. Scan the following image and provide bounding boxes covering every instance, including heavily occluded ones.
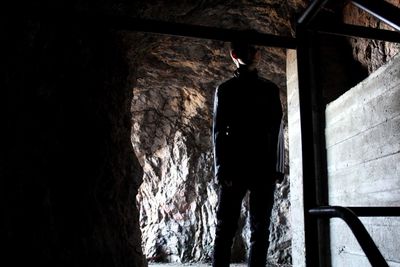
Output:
[212,41,284,267]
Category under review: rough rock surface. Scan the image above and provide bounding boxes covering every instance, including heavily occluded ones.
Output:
[128,1,400,264]
[129,35,226,263]
[127,0,306,264]
[129,34,292,264]
[342,1,400,73]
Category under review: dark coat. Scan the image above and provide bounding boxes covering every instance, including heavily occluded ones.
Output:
[212,67,284,184]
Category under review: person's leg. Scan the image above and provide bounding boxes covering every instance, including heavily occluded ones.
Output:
[213,184,247,267]
[248,180,275,267]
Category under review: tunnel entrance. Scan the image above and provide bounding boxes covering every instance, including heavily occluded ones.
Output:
[127,32,292,264]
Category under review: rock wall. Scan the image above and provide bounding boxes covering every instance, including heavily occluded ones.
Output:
[128,34,226,263]
[342,0,400,73]
[129,35,292,264]
[3,2,145,267]
[127,0,307,264]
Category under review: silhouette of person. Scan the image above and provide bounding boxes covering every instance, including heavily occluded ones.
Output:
[212,40,284,267]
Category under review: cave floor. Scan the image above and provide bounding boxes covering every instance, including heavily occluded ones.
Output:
[149,264,246,267]
[149,264,290,267]
[149,262,292,267]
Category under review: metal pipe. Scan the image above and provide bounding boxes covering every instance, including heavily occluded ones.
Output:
[351,0,400,32]
[297,0,330,26]
[310,206,389,267]
[296,25,326,267]
[314,22,400,43]
[296,1,334,266]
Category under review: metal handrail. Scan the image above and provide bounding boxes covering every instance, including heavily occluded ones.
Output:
[309,206,390,267]
[344,207,400,217]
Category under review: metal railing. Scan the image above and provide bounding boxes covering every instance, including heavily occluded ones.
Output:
[309,206,400,267]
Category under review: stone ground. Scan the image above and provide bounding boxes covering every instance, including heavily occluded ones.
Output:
[149,264,288,267]
[149,264,245,267]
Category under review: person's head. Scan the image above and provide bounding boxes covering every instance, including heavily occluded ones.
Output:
[230,41,260,69]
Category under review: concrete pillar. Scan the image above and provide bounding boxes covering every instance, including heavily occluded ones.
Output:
[287,49,306,267]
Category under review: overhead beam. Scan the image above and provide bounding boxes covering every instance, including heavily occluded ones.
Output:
[103,16,297,49]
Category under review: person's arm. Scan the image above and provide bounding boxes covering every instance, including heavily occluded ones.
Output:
[276,118,285,183]
[271,85,284,182]
[212,86,228,185]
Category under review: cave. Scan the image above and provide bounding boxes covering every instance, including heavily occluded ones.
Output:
[129,34,291,263]
[4,1,400,267]
[126,1,303,264]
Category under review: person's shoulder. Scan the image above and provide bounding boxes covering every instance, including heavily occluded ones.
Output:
[218,77,237,88]
[216,77,237,93]
[258,77,279,90]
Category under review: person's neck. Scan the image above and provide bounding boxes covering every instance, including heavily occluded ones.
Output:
[238,65,257,72]
[235,65,258,79]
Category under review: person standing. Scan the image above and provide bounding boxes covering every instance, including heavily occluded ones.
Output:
[212,41,284,267]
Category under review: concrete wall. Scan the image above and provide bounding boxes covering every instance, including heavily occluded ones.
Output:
[287,49,306,267]
[288,48,400,266]
[326,53,400,266]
